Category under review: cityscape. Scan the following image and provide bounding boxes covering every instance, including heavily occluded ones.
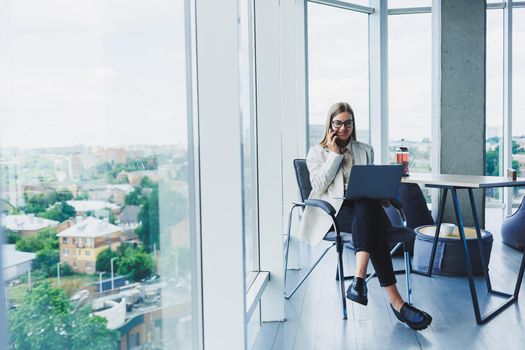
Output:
[1,144,192,349]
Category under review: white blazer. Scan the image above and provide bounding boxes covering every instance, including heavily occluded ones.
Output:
[298,141,374,245]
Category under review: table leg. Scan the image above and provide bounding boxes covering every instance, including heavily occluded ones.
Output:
[513,251,525,298]
[452,188,525,324]
[467,188,492,292]
[450,188,483,323]
[426,188,448,277]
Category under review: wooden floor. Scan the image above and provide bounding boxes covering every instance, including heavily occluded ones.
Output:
[253,227,525,350]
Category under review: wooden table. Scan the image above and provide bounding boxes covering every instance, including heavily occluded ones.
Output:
[401,173,525,324]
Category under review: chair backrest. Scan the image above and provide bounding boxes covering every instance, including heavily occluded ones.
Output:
[398,183,435,229]
[293,159,312,202]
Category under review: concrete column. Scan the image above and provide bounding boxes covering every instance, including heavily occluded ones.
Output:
[433,0,486,226]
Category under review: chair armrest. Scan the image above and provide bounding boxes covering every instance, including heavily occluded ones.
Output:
[304,199,336,216]
[389,198,403,209]
[388,198,407,227]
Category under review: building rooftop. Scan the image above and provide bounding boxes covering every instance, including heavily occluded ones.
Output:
[1,214,59,231]
[107,184,135,194]
[57,216,121,238]
[1,244,36,269]
[120,205,141,224]
[66,200,120,212]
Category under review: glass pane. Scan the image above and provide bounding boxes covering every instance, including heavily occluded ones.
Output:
[512,8,525,210]
[0,1,197,349]
[239,0,259,289]
[308,2,370,148]
[312,0,372,7]
[342,0,371,6]
[485,9,504,204]
[388,0,431,8]
[388,13,431,200]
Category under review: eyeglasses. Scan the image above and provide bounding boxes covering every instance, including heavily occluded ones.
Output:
[331,119,354,129]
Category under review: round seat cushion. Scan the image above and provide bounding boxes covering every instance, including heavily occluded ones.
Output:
[413,225,493,276]
[501,198,525,250]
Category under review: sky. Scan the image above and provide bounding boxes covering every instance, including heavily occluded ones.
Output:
[308,2,525,142]
[0,1,523,149]
[0,0,189,149]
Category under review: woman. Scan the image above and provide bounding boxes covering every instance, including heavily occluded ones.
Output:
[298,102,432,331]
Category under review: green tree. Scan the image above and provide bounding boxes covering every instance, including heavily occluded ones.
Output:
[513,140,525,154]
[486,145,521,176]
[10,282,71,349]
[95,248,119,273]
[9,282,118,350]
[24,193,48,214]
[42,201,76,222]
[55,189,74,202]
[24,190,74,214]
[70,307,119,350]
[109,211,117,224]
[124,188,143,205]
[15,227,58,252]
[135,184,188,251]
[15,234,43,252]
[117,246,153,281]
[136,187,159,250]
[75,191,89,200]
[139,175,156,188]
[34,246,60,277]
[4,228,20,244]
[486,148,499,176]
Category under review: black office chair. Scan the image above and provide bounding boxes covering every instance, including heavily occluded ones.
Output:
[284,159,415,319]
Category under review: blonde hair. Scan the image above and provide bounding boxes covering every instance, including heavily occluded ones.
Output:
[319,102,356,148]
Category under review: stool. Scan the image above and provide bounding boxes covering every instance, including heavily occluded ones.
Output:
[413,225,493,276]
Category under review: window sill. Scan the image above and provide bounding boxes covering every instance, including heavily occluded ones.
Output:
[245,271,270,319]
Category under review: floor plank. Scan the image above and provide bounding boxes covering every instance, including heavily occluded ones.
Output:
[254,219,525,350]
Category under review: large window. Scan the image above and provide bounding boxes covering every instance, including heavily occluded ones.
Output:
[485,8,504,204]
[0,1,197,349]
[307,2,370,148]
[512,8,525,209]
[388,0,431,7]
[239,0,260,290]
[388,13,431,199]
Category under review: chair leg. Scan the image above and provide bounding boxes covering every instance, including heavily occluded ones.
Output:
[285,243,335,299]
[336,237,348,320]
[284,204,300,295]
[403,243,413,304]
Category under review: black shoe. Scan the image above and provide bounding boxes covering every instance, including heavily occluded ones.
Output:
[346,277,368,306]
[391,303,432,331]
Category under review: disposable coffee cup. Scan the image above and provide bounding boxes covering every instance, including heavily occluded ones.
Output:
[440,223,455,236]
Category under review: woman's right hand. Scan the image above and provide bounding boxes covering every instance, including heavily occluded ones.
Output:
[326,130,340,154]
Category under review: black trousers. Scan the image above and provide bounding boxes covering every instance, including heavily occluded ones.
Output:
[336,198,397,287]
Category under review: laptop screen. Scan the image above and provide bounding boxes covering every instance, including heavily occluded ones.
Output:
[345,165,403,200]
